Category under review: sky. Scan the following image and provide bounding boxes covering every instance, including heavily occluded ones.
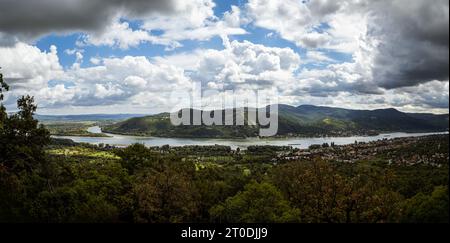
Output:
[0,0,448,115]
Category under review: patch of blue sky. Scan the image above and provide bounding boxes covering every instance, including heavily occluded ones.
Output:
[150,29,164,36]
[35,23,228,70]
[36,33,81,68]
[213,0,247,17]
[302,62,329,70]
[313,22,331,33]
[81,42,166,61]
[122,18,143,30]
[321,49,353,63]
[233,26,305,52]
[301,50,354,71]
[190,36,226,50]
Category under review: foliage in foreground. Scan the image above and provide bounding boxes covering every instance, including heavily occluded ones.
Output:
[1,140,448,223]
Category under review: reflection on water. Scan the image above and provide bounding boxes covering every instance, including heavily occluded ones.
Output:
[54,126,448,150]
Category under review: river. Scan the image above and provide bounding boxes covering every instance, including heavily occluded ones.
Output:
[50,126,449,150]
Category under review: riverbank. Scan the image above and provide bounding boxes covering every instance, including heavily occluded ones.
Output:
[101,125,448,139]
[52,126,449,150]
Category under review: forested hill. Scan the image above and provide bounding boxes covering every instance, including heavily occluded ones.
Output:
[102,105,449,138]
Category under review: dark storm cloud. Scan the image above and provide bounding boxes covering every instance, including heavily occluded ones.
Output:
[308,0,342,16]
[0,0,177,44]
[369,0,449,89]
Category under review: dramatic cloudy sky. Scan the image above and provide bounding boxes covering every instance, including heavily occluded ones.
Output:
[0,0,448,114]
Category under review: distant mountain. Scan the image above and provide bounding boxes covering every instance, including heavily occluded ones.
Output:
[276,105,448,135]
[102,105,449,138]
[35,114,147,122]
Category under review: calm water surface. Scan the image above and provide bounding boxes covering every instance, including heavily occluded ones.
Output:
[51,126,448,149]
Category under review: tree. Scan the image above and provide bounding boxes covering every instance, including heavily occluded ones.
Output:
[28,158,130,223]
[209,181,300,223]
[0,71,52,221]
[1,95,50,174]
[0,70,9,130]
[271,159,402,223]
[115,143,159,174]
[398,186,449,223]
[132,165,198,223]
[193,165,251,222]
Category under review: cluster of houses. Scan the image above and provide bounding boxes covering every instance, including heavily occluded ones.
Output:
[276,135,449,167]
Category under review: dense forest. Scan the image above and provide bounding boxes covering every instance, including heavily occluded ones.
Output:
[1,73,449,223]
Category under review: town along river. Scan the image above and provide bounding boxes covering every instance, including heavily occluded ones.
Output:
[52,126,448,150]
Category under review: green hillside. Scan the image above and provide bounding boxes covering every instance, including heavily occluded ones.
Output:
[102,105,449,138]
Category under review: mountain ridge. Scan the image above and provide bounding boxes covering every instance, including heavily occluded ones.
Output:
[101,104,449,138]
